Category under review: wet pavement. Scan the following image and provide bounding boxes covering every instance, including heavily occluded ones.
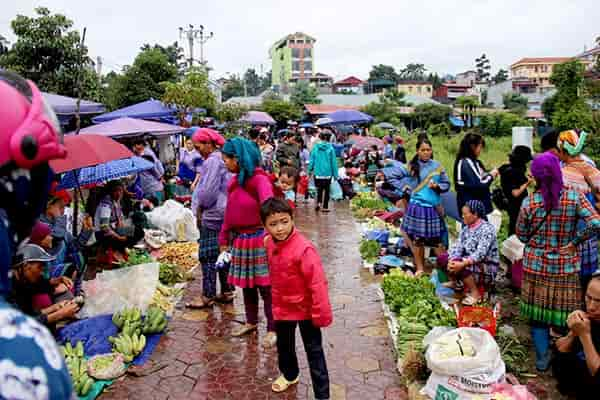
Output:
[99,202,404,400]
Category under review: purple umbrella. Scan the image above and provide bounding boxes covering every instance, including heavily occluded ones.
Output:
[71,117,185,138]
[240,111,276,126]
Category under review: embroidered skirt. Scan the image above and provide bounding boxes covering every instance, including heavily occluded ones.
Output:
[198,226,220,264]
[520,270,582,327]
[227,228,270,288]
[401,203,444,246]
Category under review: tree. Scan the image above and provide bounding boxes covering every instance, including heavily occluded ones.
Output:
[162,67,217,123]
[427,122,452,136]
[260,70,272,93]
[478,112,531,137]
[243,68,262,96]
[502,93,528,113]
[361,102,401,126]
[221,74,245,101]
[0,35,8,55]
[141,42,185,74]
[101,46,179,109]
[493,69,509,84]
[215,103,249,123]
[368,64,399,83]
[412,104,453,128]
[548,60,593,131]
[399,63,427,81]
[475,54,491,82]
[380,89,409,106]
[0,7,99,99]
[261,99,302,125]
[427,73,443,90]
[290,81,320,106]
[456,96,480,128]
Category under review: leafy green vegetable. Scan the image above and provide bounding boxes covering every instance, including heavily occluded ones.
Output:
[359,239,381,263]
[350,192,387,212]
[119,249,154,267]
[496,330,531,375]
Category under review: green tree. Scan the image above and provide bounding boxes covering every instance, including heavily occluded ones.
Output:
[478,112,531,137]
[361,102,401,126]
[493,69,509,84]
[261,99,302,124]
[475,54,491,82]
[0,35,8,55]
[412,104,453,128]
[399,63,427,81]
[162,67,217,123]
[380,89,409,106]
[502,93,528,113]
[456,95,480,127]
[221,74,245,101]
[243,68,262,96]
[548,60,593,131]
[290,81,321,106]
[427,73,443,90]
[427,122,452,136]
[368,64,399,83]
[0,7,99,99]
[261,70,272,93]
[141,42,185,74]
[215,103,249,123]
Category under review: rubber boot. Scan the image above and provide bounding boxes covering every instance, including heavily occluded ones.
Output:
[531,325,551,371]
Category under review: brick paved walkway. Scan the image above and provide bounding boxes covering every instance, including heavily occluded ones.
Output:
[99,202,404,399]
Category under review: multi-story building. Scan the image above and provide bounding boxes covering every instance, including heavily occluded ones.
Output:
[396,81,433,98]
[455,70,478,87]
[577,46,600,71]
[333,76,364,94]
[269,32,316,91]
[510,57,573,91]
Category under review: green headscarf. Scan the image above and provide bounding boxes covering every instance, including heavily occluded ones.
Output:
[222,137,262,187]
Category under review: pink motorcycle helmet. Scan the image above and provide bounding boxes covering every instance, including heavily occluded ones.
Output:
[0,70,66,169]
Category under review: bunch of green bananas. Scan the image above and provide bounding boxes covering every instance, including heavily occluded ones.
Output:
[142,307,168,334]
[108,333,146,363]
[112,307,142,329]
[61,342,94,396]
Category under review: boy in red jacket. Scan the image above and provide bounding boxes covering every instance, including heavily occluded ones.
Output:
[260,198,332,400]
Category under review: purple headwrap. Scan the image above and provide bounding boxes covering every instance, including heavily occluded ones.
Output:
[530,152,563,211]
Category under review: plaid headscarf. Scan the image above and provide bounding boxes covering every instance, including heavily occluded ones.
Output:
[558,129,588,156]
[531,152,563,211]
[221,137,261,187]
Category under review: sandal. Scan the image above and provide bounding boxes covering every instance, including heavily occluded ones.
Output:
[215,292,235,304]
[462,295,481,306]
[262,331,277,348]
[271,374,300,393]
[231,323,257,337]
[185,297,215,309]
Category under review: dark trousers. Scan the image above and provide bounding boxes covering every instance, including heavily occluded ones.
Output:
[315,178,332,210]
[202,262,231,299]
[276,320,330,399]
[243,286,275,331]
[553,351,600,398]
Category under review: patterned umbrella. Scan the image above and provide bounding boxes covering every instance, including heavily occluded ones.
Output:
[57,156,154,190]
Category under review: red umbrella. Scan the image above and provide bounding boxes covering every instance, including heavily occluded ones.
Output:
[48,134,133,174]
[348,134,384,150]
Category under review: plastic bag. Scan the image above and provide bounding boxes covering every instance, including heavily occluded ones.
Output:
[145,200,199,242]
[491,383,537,400]
[330,179,343,201]
[426,327,504,377]
[87,353,126,380]
[80,262,160,318]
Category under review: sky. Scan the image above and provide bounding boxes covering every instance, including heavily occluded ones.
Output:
[1,0,599,82]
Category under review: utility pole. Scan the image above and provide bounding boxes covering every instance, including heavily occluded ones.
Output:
[179,24,214,70]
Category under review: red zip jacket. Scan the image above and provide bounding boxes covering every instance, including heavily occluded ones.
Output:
[265,229,333,327]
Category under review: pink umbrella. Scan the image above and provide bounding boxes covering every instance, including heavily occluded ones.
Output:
[72,117,185,138]
[348,134,384,150]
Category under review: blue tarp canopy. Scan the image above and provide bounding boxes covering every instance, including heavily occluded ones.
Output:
[92,99,206,124]
[449,116,465,127]
[42,92,106,125]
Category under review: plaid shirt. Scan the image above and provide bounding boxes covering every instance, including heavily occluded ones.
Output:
[516,189,600,275]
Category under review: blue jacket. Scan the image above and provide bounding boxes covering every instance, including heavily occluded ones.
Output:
[410,159,450,207]
[455,157,493,214]
[308,142,338,179]
[382,161,415,195]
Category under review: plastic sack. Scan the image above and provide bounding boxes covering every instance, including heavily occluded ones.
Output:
[491,383,537,400]
[330,179,343,201]
[422,368,505,399]
[87,353,126,380]
[145,200,199,242]
[79,262,160,318]
[426,327,504,377]
[501,235,525,263]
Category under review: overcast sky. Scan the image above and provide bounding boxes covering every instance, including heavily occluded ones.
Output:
[2,0,599,81]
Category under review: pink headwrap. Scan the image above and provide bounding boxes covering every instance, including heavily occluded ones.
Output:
[192,128,225,147]
[530,152,563,211]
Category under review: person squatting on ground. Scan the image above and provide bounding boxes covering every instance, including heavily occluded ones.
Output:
[260,198,333,400]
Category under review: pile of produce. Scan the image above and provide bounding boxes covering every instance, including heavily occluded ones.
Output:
[159,263,192,286]
[496,330,530,375]
[158,242,198,271]
[150,284,183,313]
[350,192,388,219]
[119,249,154,267]
[381,270,456,359]
[365,217,402,237]
[61,341,94,397]
[87,353,126,380]
[359,239,381,263]
[109,308,146,362]
[142,307,168,334]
